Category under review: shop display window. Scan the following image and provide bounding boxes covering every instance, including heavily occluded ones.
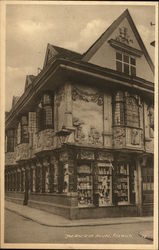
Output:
[114,163,130,205]
[77,163,93,207]
[96,163,112,206]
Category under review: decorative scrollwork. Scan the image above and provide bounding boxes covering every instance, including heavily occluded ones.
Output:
[72,87,103,106]
[115,27,133,45]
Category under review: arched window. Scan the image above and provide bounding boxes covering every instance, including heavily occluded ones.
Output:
[125,96,139,128]
[37,93,54,131]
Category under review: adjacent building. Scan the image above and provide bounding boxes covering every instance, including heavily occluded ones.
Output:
[5,9,154,219]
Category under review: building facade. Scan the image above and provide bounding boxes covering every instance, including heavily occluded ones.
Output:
[5,9,154,219]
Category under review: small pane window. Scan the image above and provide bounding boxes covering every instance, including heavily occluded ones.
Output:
[131,66,136,76]
[116,52,122,61]
[43,94,51,106]
[123,55,129,63]
[37,94,54,131]
[116,61,122,72]
[116,52,136,76]
[124,63,129,74]
[44,106,53,127]
[130,57,136,66]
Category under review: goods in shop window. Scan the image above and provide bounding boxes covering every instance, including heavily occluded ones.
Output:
[95,163,112,206]
[77,164,93,207]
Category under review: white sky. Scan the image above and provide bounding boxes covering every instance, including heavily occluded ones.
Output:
[5,3,155,111]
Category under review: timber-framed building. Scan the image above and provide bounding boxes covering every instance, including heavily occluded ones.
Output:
[5,9,154,219]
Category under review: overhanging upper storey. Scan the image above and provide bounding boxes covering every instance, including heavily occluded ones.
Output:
[5,57,154,130]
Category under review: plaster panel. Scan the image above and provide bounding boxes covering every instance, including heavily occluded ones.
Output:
[72,84,103,146]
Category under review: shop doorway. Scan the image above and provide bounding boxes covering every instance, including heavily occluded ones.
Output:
[142,164,154,205]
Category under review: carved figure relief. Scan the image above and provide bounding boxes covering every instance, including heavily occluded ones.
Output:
[131,129,140,145]
[73,117,85,142]
[72,85,103,145]
[55,86,65,107]
[113,127,125,147]
[115,27,133,45]
[59,151,68,162]
[88,126,101,144]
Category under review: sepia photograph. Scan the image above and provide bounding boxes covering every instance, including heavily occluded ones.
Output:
[0,1,158,249]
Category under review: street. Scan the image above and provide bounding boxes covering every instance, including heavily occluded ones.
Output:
[4,210,153,244]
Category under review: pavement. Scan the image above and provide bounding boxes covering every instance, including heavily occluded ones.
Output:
[138,231,153,241]
[5,201,153,229]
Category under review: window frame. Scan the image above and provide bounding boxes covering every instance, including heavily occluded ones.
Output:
[113,92,140,129]
[21,115,29,143]
[125,96,140,128]
[116,51,136,76]
[37,93,54,132]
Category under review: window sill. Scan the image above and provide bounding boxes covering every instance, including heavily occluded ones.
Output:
[113,125,142,130]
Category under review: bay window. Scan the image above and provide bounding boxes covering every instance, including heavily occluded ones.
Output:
[113,92,140,128]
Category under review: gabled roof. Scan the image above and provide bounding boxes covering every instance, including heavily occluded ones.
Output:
[43,43,82,68]
[12,96,20,108]
[24,75,36,91]
[82,9,154,74]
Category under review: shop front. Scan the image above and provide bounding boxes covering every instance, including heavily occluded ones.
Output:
[5,146,153,219]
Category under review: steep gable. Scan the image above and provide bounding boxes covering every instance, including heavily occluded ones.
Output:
[82,9,154,82]
[43,43,82,68]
